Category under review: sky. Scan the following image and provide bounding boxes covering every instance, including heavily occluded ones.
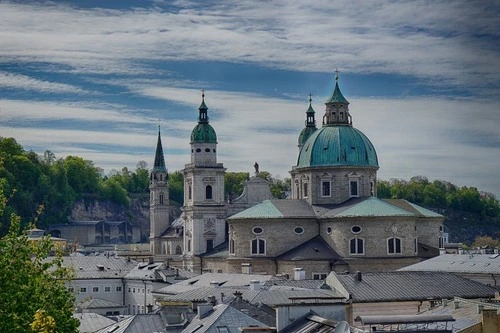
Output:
[0,0,499,197]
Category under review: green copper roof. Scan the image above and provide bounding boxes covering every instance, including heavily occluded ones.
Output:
[306,103,315,114]
[298,126,318,147]
[190,93,217,143]
[190,123,217,144]
[334,197,415,217]
[325,80,349,104]
[297,126,379,168]
[229,200,284,219]
[405,201,444,217]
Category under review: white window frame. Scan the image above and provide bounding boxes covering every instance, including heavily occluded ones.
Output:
[104,286,111,293]
[116,286,122,292]
[92,286,99,293]
[229,238,235,255]
[251,238,266,255]
[387,237,402,255]
[349,236,365,255]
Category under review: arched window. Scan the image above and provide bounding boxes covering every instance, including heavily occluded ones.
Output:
[438,236,445,248]
[350,237,364,255]
[188,185,192,200]
[175,245,182,255]
[414,237,418,254]
[159,192,164,204]
[387,237,402,254]
[206,185,213,200]
[251,238,266,255]
[229,239,235,255]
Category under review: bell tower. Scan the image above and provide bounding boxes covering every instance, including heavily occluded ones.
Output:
[149,126,170,255]
[183,92,227,272]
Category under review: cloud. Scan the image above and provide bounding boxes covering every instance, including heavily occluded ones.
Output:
[0,1,498,93]
[0,71,89,94]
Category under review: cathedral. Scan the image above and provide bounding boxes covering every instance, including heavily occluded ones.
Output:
[149,75,445,276]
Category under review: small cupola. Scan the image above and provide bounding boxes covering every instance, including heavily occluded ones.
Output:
[297,94,318,149]
[198,90,209,124]
[323,71,352,127]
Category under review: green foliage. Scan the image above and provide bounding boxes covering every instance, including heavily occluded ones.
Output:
[0,184,79,333]
[169,171,184,205]
[225,172,250,200]
[257,171,291,199]
[377,176,499,217]
[472,236,500,248]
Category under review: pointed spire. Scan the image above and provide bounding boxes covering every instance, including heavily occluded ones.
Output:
[198,90,209,124]
[305,93,316,127]
[325,71,349,105]
[153,125,167,172]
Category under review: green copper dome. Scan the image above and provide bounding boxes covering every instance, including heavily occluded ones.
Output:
[190,92,218,144]
[190,123,217,144]
[297,126,378,168]
[298,126,317,147]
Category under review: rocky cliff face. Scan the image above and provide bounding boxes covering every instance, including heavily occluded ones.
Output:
[442,208,500,244]
[69,195,182,243]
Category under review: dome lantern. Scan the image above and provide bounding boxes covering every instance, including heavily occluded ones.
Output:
[323,71,352,127]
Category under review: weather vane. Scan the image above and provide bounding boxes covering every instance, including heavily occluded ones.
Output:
[335,68,340,80]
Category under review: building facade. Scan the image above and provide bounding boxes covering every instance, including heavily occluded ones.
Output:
[150,74,445,275]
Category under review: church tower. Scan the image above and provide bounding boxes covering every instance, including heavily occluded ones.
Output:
[291,73,379,204]
[183,92,226,271]
[149,126,170,255]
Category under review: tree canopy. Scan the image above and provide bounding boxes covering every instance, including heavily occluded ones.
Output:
[0,182,79,332]
[377,176,499,217]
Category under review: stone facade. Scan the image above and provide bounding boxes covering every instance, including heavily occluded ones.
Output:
[290,166,377,205]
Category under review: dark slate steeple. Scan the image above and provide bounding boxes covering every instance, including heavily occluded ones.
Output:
[198,90,209,124]
[153,125,167,172]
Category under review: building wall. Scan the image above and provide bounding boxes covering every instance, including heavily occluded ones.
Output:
[124,280,168,314]
[417,218,445,248]
[230,218,318,258]
[68,278,124,304]
[321,217,418,258]
[291,167,377,205]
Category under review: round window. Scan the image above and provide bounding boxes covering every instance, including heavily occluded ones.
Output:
[294,226,304,235]
[351,225,362,234]
[196,148,201,153]
[327,227,332,234]
[205,148,210,152]
[252,227,263,235]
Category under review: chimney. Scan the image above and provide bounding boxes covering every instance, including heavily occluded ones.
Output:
[482,309,498,333]
[233,291,243,299]
[294,268,305,281]
[241,263,253,274]
[197,303,213,319]
[148,256,154,264]
[356,271,362,282]
[477,304,484,314]
[439,248,446,255]
[207,295,217,305]
[454,300,460,309]
[249,280,261,291]
[442,299,448,307]
[210,281,219,288]
[458,248,464,254]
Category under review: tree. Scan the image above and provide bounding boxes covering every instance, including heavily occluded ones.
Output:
[225,172,250,201]
[472,236,500,249]
[0,183,79,332]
